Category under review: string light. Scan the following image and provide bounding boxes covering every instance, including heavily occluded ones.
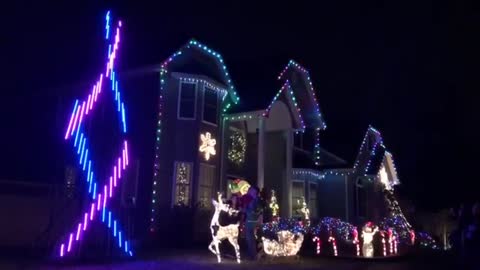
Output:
[328,235,338,256]
[263,81,306,131]
[262,230,304,257]
[58,10,133,258]
[312,236,321,254]
[269,190,280,221]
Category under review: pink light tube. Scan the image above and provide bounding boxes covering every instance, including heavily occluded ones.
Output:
[65,101,79,139]
[83,213,88,231]
[122,149,126,170]
[114,166,117,187]
[60,244,65,257]
[67,233,73,252]
[109,177,113,197]
[90,203,95,220]
[103,185,107,207]
[86,94,92,115]
[124,141,129,165]
[76,223,82,241]
[118,158,122,179]
[70,104,82,136]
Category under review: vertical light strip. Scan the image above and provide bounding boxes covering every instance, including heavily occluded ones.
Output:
[65,100,79,139]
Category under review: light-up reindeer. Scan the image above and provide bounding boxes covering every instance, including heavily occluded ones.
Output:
[209,193,241,263]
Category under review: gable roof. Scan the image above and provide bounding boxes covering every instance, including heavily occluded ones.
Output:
[160,39,240,107]
[352,125,386,175]
[378,151,401,188]
[263,81,305,130]
[277,60,326,130]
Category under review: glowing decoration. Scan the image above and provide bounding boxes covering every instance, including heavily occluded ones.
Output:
[352,227,360,256]
[361,222,379,258]
[174,162,190,206]
[410,229,415,245]
[262,230,304,257]
[380,231,387,256]
[314,129,321,166]
[227,130,246,165]
[58,10,133,258]
[312,236,321,254]
[179,77,228,98]
[328,233,338,256]
[379,166,392,190]
[293,169,324,180]
[269,190,279,220]
[229,179,250,196]
[199,132,216,161]
[208,193,241,263]
[298,196,310,226]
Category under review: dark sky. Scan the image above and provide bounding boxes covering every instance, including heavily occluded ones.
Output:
[1,1,478,210]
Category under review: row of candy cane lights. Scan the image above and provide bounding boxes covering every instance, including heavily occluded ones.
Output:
[60,17,133,257]
[312,228,398,257]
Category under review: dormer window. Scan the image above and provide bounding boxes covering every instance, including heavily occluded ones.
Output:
[203,87,218,125]
[178,81,197,119]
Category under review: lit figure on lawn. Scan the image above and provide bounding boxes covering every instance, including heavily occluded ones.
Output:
[269,190,279,222]
[298,196,310,226]
[262,230,304,257]
[209,193,241,263]
[361,222,379,257]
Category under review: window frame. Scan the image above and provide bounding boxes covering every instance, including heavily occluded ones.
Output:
[202,85,219,126]
[308,181,318,218]
[172,161,193,207]
[292,179,306,216]
[177,81,198,120]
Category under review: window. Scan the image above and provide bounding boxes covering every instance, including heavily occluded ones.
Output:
[309,183,317,218]
[203,87,218,124]
[173,162,193,206]
[292,181,305,216]
[178,82,197,119]
[198,163,215,209]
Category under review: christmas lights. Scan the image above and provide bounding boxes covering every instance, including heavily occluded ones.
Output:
[298,196,310,226]
[269,190,280,220]
[292,169,324,180]
[361,222,378,258]
[208,193,241,263]
[263,81,305,131]
[58,11,133,258]
[227,130,246,165]
[262,230,304,257]
[312,236,321,254]
[199,132,216,161]
[277,60,326,130]
[328,234,338,256]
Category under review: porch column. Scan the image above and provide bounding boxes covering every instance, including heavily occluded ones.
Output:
[257,117,265,189]
[284,129,293,217]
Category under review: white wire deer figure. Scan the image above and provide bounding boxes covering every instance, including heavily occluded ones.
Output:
[208,192,241,263]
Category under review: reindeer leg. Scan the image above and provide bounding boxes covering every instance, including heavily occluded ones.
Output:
[208,240,217,255]
[214,239,221,263]
[228,237,241,263]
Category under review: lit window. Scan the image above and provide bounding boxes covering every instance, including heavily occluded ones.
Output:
[178,82,196,119]
[203,87,218,124]
[292,181,305,216]
[198,163,215,209]
[173,162,192,206]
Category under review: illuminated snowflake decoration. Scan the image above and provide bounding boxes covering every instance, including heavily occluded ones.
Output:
[199,132,216,160]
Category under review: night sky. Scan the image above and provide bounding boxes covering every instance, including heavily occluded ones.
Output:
[1,1,478,210]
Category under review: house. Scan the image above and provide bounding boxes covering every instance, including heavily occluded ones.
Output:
[144,39,394,236]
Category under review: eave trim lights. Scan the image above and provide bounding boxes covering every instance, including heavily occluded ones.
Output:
[59,10,133,258]
[277,59,326,130]
[263,81,306,131]
[161,39,240,105]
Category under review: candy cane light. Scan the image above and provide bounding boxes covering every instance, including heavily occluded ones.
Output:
[58,10,133,258]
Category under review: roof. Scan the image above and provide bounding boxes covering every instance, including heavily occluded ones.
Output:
[160,39,240,106]
[277,60,327,129]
